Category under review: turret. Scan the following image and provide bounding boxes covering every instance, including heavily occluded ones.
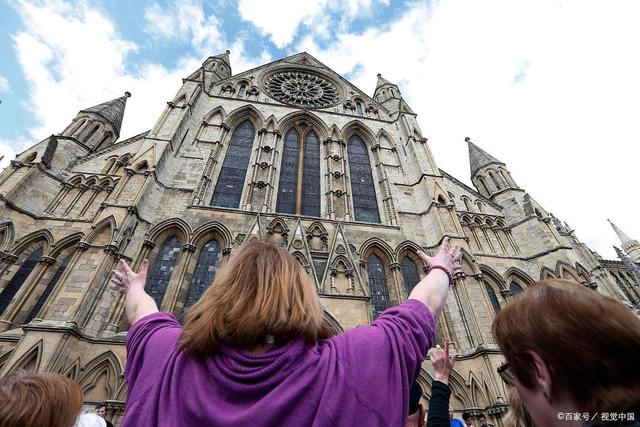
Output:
[60,92,130,151]
[466,137,520,198]
[202,50,232,90]
[372,74,413,117]
[609,220,640,262]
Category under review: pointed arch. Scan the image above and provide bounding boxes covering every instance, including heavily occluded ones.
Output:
[0,349,14,372]
[225,104,265,130]
[9,339,43,373]
[190,221,232,249]
[395,240,424,262]
[503,267,535,285]
[459,248,480,275]
[184,239,221,311]
[347,134,380,223]
[306,221,328,251]
[359,237,396,263]
[78,351,122,402]
[171,93,187,107]
[479,265,506,290]
[202,105,227,124]
[329,124,340,141]
[0,220,15,251]
[340,120,377,144]
[60,357,81,381]
[469,374,491,408]
[266,217,289,247]
[146,218,191,243]
[556,260,579,281]
[277,111,330,141]
[265,115,277,131]
[86,216,117,245]
[322,309,344,336]
[540,266,557,280]
[10,229,53,256]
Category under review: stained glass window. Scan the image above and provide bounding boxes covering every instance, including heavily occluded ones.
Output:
[238,85,246,99]
[276,129,300,214]
[367,254,390,319]
[510,281,524,296]
[26,253,73,323]
[146,236,182,307]
[184,240,220,309]
[275,128,321,217]
[484,283,501,314]
[0,248,43,316]
[301,131,320,217]
[348,136,380,223]
[401,257,421,296]
[355,102,363,116]
[211,120,255,208]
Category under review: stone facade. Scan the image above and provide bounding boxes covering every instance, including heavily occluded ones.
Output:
[0,51,638,426]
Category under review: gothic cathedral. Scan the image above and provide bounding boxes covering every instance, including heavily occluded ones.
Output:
[1,52,639,425]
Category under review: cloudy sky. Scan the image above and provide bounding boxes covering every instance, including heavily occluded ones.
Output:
[0,0,638,259]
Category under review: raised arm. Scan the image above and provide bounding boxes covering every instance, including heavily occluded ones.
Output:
[111,259,158,325]
[410,237,461,318]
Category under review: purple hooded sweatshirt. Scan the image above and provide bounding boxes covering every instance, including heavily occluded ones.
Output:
[121,299,435,427]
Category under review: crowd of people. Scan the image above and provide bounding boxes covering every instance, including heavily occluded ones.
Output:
[0,237,639,426]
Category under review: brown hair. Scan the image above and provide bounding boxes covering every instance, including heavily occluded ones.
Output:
[0,370,83,427]
[493,279,640,412]
[180,239,330,358]
[503,387,534,427]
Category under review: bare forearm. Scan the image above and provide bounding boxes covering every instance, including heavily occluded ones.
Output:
[408,269,450,319]
[125,288,159,325]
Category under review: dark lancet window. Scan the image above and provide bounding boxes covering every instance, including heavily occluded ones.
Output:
[85,125,99,142]
[367,254,390,319]
[146,236,182,307]
[401,257,421,296]
[484,283,501,314]
[355,102,363,116]
[510,281,524,296]
[348,136,380,223]
[489,172,501,190]
[184,240,220,309]
[275,127,321,217]
[211,120,255,208]
[238,85,246,98]
[0,248,44,316]
[26,253,73,323]
[301,131,320,216]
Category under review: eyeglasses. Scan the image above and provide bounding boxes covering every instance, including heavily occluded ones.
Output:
[497,361,515,386]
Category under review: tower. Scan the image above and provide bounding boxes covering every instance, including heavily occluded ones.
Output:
[60,92,131,151]
[202,50,232,91]
[467,137,520,198]
[609,220,640,262]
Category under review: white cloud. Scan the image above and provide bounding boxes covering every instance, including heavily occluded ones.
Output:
[237,0,387,48]
[296,0,640,258]
[0,76,10,92]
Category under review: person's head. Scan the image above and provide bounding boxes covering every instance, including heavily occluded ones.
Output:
[503,387,534,427]
[462,411,472,426]
[493,279,640,427]
[406,382,425,427]
[94,404,106,418]
[180,239,330,357]
[478,414,488,426]
[0,370,83,427]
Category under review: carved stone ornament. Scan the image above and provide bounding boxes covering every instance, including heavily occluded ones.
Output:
[331,171,343,178]
[334,190,344,198]
[292,239,304,249]
[261,145,273,153]
[259,161,269,169]
[263,69,341,108]
[331,155,341,162]
[336,244,346,254]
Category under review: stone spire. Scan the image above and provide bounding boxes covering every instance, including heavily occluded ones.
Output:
[466,137,505,177]
[375,73,397,90]
[79,92,131,138]
[213,49,231,67]
[614,246,640,286]
[608,219,640,261]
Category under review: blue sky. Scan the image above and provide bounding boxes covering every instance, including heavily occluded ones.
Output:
[0,0,639,259]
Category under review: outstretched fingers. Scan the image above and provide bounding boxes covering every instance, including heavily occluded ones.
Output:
[119,259,133,276]
[416,250,433,265]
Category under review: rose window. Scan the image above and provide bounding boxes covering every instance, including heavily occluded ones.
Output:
[264,70,341,108]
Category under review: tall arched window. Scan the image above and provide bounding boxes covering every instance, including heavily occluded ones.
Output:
[477,176,490,195]
[0,248,44,316]
[484,283,501,314]
[367,254,390,319]
[348,136,380,223]
[510,281,524,296]
[489,171,501,190]
[275,126,321,217]
[401,256,421,296]
[211,120,255,208]
[184,240,220,309]
[355,101,363,116]
[85,124,99,143]
[146,236,182,307]
[238,85,246,98]
[26,253,73,323]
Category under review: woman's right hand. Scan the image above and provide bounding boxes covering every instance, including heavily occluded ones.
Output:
[111,259,149,294]
[416,237,461,277]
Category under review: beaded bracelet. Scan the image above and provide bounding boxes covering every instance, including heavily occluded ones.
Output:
[429,265,453,284]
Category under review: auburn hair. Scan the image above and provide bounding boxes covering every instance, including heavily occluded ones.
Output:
[0,370,83,427]
[180,238,330,358]
[493,279,640,412]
